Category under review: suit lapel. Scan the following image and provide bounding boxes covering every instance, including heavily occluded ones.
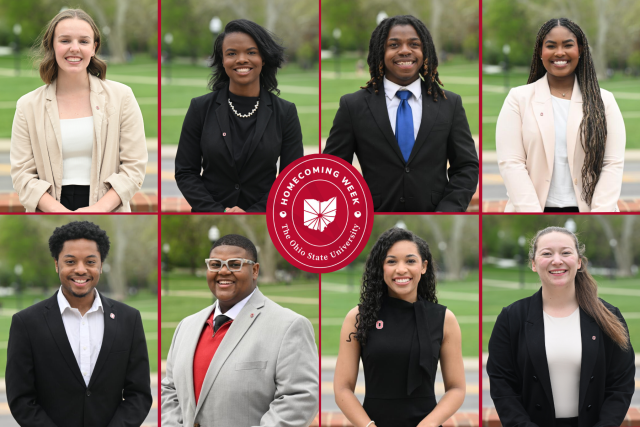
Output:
[43,292,86,388]
[578,308,599,412]
[364,87,406,164]
[87,293,116,388]
[44,82,64,172]
[214,86,241,182]
[408,82,439,164]
[532,74,555,174]
[524,288,555,415]
[194,289,264,418]
[88,75,105,171]
[185,305,215,415]
[244,87,272,165]
[566,76,583,180]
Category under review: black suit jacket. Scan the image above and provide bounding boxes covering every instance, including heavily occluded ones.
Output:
[487,288,635,427]
[6,291,152,427]
[323,82,478,212]
[174,85,304,212]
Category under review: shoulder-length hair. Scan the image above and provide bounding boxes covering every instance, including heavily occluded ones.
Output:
[349,227,437,346]
[529,226,630,350]
[35,8,106,84]
[208,19,285,95]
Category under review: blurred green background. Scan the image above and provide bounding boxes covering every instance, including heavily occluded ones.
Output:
[482,0,640,150]
[161,0,319,147]
[321,215,479,357]
[483,215,640,353]
[0,215,158,377]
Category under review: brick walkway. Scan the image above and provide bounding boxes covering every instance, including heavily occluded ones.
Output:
[483,199,640,213]
[321,412,479,426]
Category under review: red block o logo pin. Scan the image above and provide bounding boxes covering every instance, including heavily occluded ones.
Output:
[110,313,115,319]
[250,313,254,318]
[592,336,596,340]
[376,320,383,329]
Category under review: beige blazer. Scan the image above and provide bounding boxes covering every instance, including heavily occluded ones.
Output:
[10,74,148,212]
[496,74,625,212]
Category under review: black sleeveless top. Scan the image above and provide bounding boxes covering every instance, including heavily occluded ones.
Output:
[361,295,447,427]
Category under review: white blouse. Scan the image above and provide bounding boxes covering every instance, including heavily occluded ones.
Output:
[60,117,93,186]
[546,96,578,208]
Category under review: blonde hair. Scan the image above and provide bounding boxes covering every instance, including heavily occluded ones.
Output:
[35,8,107,84]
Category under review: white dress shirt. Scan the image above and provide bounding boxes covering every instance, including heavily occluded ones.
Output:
[60,117,93,186]
[546,96,578,208]
[384,77,423,140]
[57,287,104,386]
[213,288,257,322]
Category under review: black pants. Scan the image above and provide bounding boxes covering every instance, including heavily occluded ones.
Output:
[60,185,90,210]
[544,206,579,212]
[555,417,579,427]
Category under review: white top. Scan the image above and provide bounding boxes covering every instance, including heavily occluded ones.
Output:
[384,77,422,140]
[546,96,578,208]
[60,116,94,186]
[57,286,104,386]
[543,307,582,418]
[213,288,257,322]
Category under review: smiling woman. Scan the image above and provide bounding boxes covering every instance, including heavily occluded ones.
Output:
[10,9,148,212]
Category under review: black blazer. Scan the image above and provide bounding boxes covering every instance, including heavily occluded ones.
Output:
[323,82,478,212]
[6,291,152,427]
[487,288,635,427]
[174,85,304,212]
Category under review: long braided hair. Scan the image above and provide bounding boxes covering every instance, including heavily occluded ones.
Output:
[349,228,437,346]
[527,18,606,207]
[361,15,446,102]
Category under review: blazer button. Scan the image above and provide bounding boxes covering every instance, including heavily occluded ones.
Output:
[405,167,410,173]
[400,196,405,203]
[533,375,538,381]
[587,404,592,411]
[590,376,594,382]
[235,184,240,190]
[86,390,91,397]
[536,404,541,410]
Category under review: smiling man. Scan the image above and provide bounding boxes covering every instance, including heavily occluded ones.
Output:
[5,221,152,427]
[161,234,319,427]
[323,15,478,212]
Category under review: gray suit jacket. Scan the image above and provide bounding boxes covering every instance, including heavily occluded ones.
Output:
[161,289,319,426]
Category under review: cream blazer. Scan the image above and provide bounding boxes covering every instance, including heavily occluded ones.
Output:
[496,74,625,212]
[10,74,148,212]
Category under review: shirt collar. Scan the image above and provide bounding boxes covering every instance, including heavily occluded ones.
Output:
[213,288,257,321]
[384,76,422,102]
[57,286,103,315]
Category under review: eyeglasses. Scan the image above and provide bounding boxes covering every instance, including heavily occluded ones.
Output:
[205,258,256,272]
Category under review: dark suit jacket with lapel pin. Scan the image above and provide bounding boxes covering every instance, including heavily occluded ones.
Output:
[174,85,304,212]
[323,81,479,212]
[6,291,152,427]
[487,288,635,427]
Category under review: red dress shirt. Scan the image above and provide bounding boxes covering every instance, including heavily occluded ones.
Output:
[193,312,232,403]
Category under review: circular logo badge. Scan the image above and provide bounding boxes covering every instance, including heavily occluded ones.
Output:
[267,154,374,273]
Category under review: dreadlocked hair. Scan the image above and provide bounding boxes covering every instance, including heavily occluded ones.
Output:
[361,15,446,102]
[348,228,437,346]
[527,18,606,207]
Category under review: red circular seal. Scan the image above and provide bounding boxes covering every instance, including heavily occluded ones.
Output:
[267,154,374,273]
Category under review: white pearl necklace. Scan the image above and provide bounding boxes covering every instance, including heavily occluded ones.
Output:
[228,98,259,118]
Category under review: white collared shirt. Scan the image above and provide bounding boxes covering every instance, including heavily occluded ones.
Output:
[384,77,423,140]
[57,287,104,386]
[213,288,257,322]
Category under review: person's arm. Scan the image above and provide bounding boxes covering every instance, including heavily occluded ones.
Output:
[10,100,56,212]
[435,95,479,212]
[323,95,356,163]
[75,188,121,212]
[333,307,372,427]
[37,192,72,213]
[496,89,543,212]
[106,311,152,427]
[487,308,539,427]
[590,91,625,212]
[258,316,319,427]
[174,98,225,212]
[593,308,635,427]
[103,88,148,211]
[418,310,465,427]
[6,314,59,426]
[161,320,185,427]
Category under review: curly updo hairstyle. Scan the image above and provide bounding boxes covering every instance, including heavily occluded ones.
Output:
[208,19,285,95]
[350,227,437,345]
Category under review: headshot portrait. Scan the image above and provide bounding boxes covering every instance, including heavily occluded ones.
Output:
[160,215,319,426]
[321,215,479,426]
[7,6,155,212]
[161,0,319,213]
[483,1,640,212]
[321,1,479,213]
[3,217,158,426]
[482,215,638,427]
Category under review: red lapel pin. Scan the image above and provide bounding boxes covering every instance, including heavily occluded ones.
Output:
[250,313,254,318]
[110,313,115,319]
[376,320,383,329]
[592,336,596,340]
[540,112,543,116]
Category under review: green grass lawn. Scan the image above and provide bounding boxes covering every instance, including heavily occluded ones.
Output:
[482,265,640,353]
[160,273,319,360]
[161,62,318,147]
[0,55,158,139]
[482,72,640,150]
[0,288,158,378]
[321,268,479,357]
[321,56,479,139]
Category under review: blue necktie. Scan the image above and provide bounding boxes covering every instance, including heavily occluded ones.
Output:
[395,90,414,163]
